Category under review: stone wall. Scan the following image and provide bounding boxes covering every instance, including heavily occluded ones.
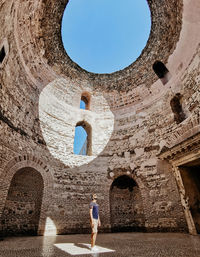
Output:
[0,0,200,235]
[110,175,145,232]
[1,167,43,236]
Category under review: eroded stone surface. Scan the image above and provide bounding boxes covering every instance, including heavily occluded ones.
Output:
[0,0,200,236]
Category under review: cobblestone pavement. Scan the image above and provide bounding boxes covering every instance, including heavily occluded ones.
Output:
[0,233,200,257]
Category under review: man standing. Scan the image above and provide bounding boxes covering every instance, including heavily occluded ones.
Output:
[90,193,101,251]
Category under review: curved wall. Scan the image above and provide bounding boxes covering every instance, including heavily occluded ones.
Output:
[0,0,200,234]
[1,167,44,236]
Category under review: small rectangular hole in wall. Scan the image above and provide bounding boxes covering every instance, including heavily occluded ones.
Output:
[0,46,6,63]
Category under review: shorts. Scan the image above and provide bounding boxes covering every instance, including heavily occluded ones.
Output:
[91,219,98,233]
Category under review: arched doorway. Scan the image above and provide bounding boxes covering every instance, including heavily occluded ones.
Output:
[110,175,145,232]
[1,167,44,236]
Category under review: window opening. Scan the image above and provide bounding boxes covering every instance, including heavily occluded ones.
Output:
[80,93,90,110]
[73,121,92,155]
[153,61,170,85]
[61,0,151,73]
[80,100,86,110]
[0,46,6,63]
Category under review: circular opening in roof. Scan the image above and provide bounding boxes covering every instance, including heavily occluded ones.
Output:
[61,0,151,74]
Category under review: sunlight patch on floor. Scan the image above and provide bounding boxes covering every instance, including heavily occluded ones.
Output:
[54,243,115,255]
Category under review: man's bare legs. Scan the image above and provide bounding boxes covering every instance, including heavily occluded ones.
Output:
[91,232,97,248]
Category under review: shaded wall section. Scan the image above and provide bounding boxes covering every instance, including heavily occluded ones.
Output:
[1,167,44,236]
[180,166,200,233]
[110,175,145,232]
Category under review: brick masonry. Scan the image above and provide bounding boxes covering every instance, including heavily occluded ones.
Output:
[0,0,200,236]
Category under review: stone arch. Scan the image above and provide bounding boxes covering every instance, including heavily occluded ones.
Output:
[74,120,92,156]
[80,92,91,110]
[109,175,145,232]
[1,167,44,236]
[0,154,53,235]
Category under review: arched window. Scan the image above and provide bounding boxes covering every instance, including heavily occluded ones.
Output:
[153,61,170,85]
[80,100,86,110]
[80,92,90,110]
[170,93,186,124]
[0,46,6,64]
[73,121,92,155]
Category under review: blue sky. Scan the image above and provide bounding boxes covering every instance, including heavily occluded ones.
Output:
[64,0,151,154]
[74,125,87,155]
[61,0,151,74]
[73,101,87,155]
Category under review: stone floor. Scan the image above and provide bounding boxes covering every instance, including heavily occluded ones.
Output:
[0,232,200,257]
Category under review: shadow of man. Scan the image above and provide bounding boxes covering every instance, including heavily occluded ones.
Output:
[74,243,91,250]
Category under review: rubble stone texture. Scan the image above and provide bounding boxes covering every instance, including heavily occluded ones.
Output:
[0,0,200,236]
[1,167,43,236]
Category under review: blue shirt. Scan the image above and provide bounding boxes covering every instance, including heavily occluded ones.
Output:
[90,201,99,220]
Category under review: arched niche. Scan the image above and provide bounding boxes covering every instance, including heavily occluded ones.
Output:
[170,93,186,124]
[1,167,44,236]
[110,175,145,232]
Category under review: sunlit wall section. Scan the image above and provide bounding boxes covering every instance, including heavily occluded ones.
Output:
[44,217,57,236]
[39,78,114,167]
